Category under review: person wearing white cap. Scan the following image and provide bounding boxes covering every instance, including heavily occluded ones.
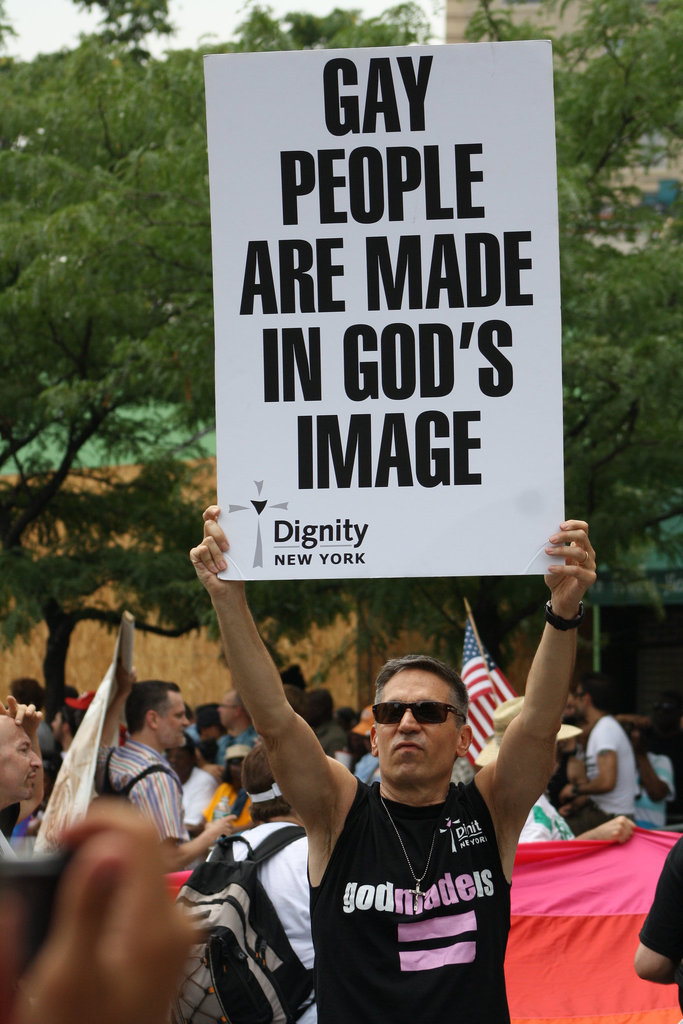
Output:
[191,512,597,1024]
[475,698,634,844]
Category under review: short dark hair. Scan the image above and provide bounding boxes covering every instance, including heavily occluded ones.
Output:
[656,690,682,711]
[242,744,291,824]
[197,737,218,763]
[280,664,306,690]
[195,705,221,731]
[9,677,45,709]
[181,731,196,756]
[374,654,468,717]
[304,688,334,726]
[579,672,618,715]
[60,704,86,738]
[125,680,181,735]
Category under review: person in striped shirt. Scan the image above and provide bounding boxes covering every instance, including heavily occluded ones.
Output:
[97,676,228,870]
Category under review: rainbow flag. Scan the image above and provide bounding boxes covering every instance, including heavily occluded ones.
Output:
[508,829,681,1024]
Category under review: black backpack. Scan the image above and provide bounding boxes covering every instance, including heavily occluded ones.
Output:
[172,825,314,1024]
[101,747,180,798]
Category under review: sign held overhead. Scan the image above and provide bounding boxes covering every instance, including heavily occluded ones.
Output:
[204,41,564,580]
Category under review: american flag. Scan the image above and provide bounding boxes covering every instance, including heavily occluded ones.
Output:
[461,619,517,764]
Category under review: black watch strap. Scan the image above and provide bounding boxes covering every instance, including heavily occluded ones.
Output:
[544,600,584,631]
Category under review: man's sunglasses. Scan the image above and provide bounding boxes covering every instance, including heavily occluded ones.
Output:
[372,701,465,726]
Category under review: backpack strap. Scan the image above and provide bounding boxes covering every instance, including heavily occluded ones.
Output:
[121,763,181,797]
[102,748,180,797]
[101,747,117,794]
[215,824,306,865]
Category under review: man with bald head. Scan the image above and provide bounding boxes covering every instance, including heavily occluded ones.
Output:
[0,697,44,858]
[216,688,257,763]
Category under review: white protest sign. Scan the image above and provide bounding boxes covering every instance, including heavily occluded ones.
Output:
[35,612,135,853]
[204,41,564,580]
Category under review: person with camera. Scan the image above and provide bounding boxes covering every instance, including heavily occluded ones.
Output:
[0,800,196,1024]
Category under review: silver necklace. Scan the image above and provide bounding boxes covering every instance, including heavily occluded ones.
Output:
[380,795,438,913]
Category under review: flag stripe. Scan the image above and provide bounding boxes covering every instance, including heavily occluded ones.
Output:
[507,913,675,1016]
[512,829,676,916]
[511,1011,676,1024]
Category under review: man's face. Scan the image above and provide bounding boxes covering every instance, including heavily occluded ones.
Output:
[572,687,588,725]
[155,692,189,751]
[0,719,42,804]
[370,670,469,787]
[219,691,242,732]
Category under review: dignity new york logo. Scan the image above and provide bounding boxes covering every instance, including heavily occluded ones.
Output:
[229,480,368,569]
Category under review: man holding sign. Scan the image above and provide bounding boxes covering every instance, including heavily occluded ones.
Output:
[191,509,596,1023]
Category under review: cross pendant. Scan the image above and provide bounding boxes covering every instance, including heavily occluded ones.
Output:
[409,883,422,914]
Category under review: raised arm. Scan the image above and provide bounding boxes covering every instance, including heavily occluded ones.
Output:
[475,520,597,878]
[101,662,136,748]
[190,506,357,883]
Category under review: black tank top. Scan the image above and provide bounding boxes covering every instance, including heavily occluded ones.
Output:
[311,779,511,1024]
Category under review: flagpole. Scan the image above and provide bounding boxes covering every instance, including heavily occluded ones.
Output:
[463,597,496,689]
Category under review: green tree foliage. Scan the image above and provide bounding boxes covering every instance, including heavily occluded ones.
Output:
[466,0,683,557]
[0,1,14,50]
[0,3,432,710]
[229,3,432,51]
[3,0,681,707]
[347,0,683,676]
[76,0,174,55]
[0,39,215,709]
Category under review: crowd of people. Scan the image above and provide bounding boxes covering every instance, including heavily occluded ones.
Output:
[1,512,683,1021]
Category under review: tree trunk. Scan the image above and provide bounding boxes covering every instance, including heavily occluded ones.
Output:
[42,599,76,720]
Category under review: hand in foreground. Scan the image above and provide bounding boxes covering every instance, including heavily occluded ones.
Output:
[2,800,196,1024]
[544,519,597,619]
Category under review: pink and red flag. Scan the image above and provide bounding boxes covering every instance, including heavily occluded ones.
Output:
[507,828,681,1023]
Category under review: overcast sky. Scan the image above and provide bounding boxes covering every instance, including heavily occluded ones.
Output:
[4,0,445,60]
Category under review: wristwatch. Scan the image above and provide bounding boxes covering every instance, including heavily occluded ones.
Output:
[544,600,584,630]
